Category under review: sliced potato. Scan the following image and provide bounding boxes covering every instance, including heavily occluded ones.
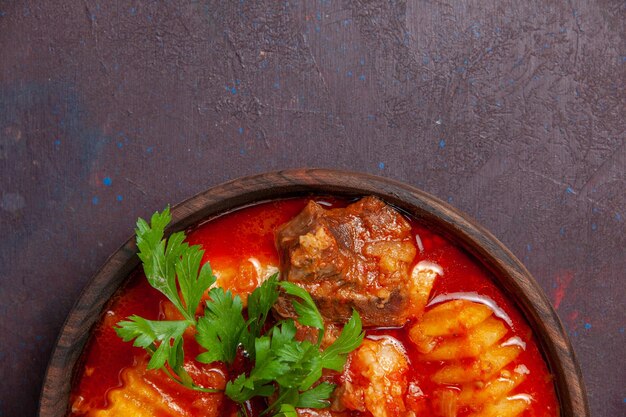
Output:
[478,345,523,380]
[467,395,530,417]
[93,368,186,417]
[408,325,437,354]
[421,317,508,361]
[432,362,480,385]
[431,388,459,417]
[418,300,493,337]
[432,345,522,385]
[458,369,527,406]
[410,300,494,354]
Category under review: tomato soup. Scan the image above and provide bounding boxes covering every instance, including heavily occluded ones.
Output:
[69,197,558,417]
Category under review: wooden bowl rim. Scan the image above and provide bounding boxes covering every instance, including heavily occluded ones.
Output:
[39,168,589,416]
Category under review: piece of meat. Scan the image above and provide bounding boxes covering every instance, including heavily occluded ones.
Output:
[274,196,417,327]
[334,337,417,417]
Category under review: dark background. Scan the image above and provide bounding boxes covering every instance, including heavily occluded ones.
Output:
[0,1,624,416]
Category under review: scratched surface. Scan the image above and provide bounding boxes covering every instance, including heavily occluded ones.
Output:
[0,0,624,416]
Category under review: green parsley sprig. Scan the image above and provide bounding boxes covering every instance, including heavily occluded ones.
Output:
[115,208,365,416]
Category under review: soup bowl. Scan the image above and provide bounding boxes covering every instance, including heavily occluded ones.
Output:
[39,169,589,416]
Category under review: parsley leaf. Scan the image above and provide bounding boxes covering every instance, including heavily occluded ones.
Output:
[279,282,324,333]
[114,316,188,370]
[176,245,216,320]
[273,404,298,417]
[196,287,248,365]
[321,309,365,371]
[247,274,280,337]
[296,382,336,409]
[224,335,283,402]
[135,207,216,323]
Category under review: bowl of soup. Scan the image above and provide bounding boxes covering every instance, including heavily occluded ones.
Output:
[39,169,589,417]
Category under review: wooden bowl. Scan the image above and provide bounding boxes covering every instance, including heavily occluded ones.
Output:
[39,169,589,416]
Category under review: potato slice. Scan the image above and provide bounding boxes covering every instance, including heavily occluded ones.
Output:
[478,345,523,379]
[421,317,508,361]
[431,388,459,417]
[408,325,438,354]
[467,395,530,417]
[93,368,187,417]
[432,345,522,384]
[89,359,226,417]
[418,300,493,337]
[409,300,493,354]
[458,368,527,406]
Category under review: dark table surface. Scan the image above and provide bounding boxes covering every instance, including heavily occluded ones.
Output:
[1,1,624,416]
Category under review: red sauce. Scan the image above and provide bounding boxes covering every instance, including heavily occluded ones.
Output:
[69,197,558,417]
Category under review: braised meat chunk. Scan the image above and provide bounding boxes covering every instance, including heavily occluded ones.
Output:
[274,196,417,326]
[334,338,417,417]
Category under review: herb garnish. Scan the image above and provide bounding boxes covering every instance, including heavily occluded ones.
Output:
[115,208,364,416]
